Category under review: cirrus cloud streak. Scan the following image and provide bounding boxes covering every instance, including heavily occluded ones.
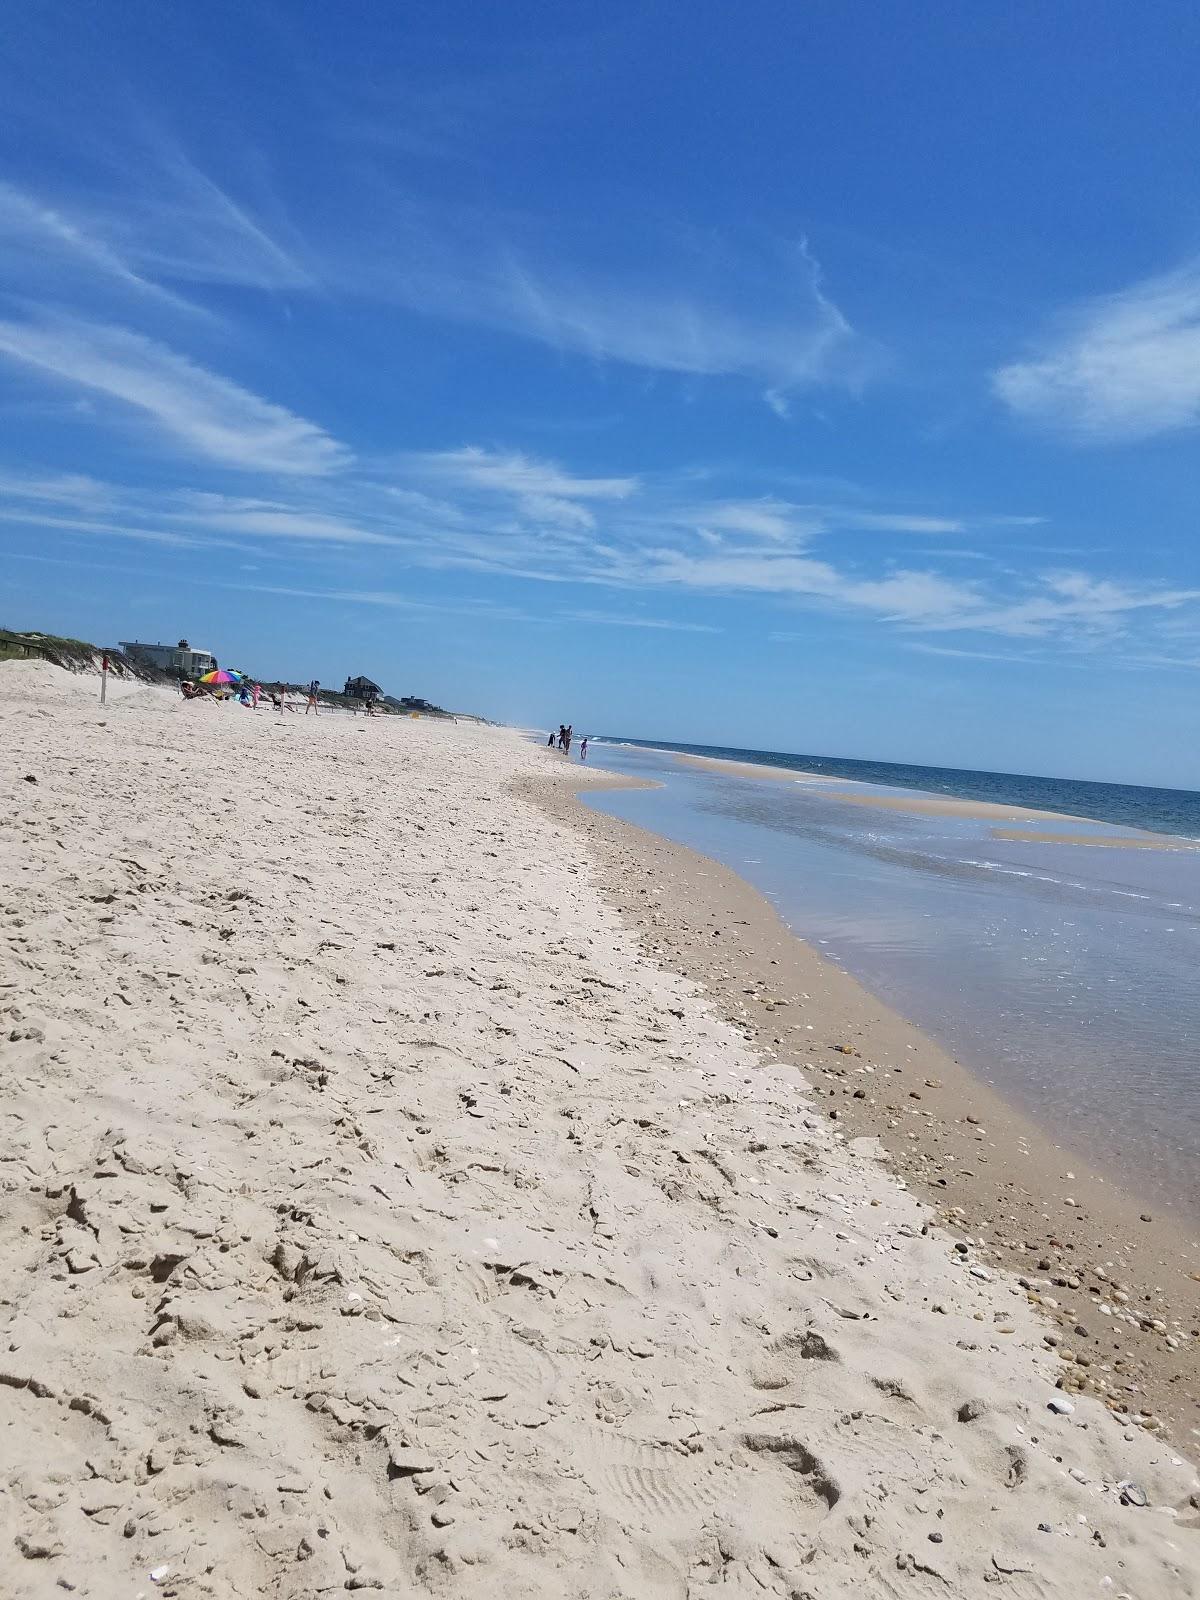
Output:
[0,315,349,475]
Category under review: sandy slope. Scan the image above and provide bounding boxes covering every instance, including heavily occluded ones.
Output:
[1,662,1197,1599]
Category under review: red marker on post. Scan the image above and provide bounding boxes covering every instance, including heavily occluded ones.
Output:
[100,652,109,705]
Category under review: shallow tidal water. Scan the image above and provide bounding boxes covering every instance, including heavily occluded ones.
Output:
[581,740,1200,1220]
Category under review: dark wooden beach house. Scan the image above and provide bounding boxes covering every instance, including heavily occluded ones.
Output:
[343,674,383,703]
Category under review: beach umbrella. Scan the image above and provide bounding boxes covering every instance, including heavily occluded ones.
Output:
[199,669,238,685]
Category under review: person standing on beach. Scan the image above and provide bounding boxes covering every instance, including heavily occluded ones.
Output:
[580,737,588,761]
[306,680,320,715]
[563,724,573,756]
[547,730,556,747]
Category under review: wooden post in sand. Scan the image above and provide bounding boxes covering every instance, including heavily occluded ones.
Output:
[100,653,109,704]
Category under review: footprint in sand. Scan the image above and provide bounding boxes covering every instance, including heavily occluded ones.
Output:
[749,1325,841,1390]
[566,1424,727,1521]
[739,1432,841,1511]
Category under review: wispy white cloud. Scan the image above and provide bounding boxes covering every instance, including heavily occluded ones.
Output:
[407,446,636,501]
[0,316,349,474]
[4,124,859,411]
[845,511,964,534]
[0,506,199,549]
[564,609,720,633]
[910,547,997,562]
[477,240,854,395]
[225,581,536,624]
[637,547,981,623]
[0,469,116,507]
[0,180,204,316]
[689,498,804,542]
[3,437,1192,659]
[905,642,1041,663]
[950,571,1200,637]
[0,478,400,551]
[353,215,869,404]
[994,259,1200,440]
[1121,652,1200,672]
[171,498,399,546]
[86,141,317,292]
[0,145,315,353]
[641,546,1200,643]
[401,446,636,533]
[664,498,966,545]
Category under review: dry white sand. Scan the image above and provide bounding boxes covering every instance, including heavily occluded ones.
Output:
[2,659,1198,1599]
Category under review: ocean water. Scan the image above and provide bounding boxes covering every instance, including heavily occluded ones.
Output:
[580,739,1200,1219]
[613,738,1200,840]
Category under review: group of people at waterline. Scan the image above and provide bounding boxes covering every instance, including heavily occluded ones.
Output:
[549,724,588,760]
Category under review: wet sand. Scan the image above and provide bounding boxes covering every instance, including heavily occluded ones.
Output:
[831,792,1083,821]
[990,827,1198,851]
[530,764,1200,1447]
[672,752,845,785]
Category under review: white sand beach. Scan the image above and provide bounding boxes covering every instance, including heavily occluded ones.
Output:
[2,660,1198,1599]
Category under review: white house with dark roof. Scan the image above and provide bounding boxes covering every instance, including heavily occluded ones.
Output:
[120,638,217,677]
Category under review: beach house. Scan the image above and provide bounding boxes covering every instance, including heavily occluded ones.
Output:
[120,638,218,677]
[343,675,383,702]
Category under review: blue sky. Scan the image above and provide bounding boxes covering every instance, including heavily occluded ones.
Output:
[2,1,1200,784]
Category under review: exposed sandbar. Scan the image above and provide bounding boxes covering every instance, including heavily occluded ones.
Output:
[665,748,1075,822]
[990,826,1199,851]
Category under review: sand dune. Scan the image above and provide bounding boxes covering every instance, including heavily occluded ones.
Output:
[1,662,1197,1598]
